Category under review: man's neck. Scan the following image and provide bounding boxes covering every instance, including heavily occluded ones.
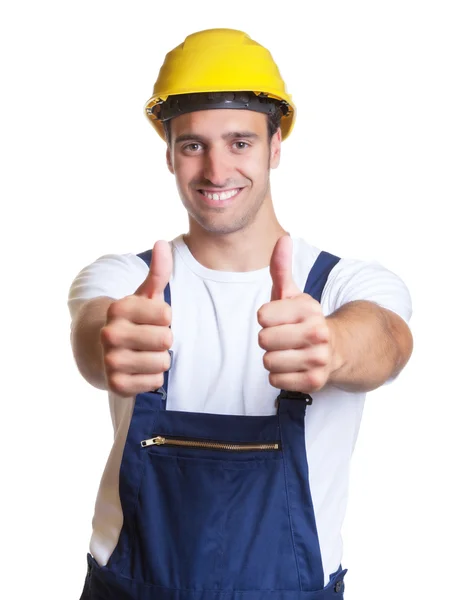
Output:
[183,221,288,272]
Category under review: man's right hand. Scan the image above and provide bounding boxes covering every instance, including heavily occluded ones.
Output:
[100,240,173,397]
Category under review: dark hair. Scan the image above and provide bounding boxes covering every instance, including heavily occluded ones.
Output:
[162,108,282,146]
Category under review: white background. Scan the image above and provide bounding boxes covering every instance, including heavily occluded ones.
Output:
[1,1,457,598]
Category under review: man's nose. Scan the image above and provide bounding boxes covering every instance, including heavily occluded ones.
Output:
[202,148,232,187]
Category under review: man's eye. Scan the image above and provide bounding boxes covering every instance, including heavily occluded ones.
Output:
[184,143,202,152]
[233,141,249,150]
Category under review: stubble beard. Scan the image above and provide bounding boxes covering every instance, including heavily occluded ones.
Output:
[182,178,270,235]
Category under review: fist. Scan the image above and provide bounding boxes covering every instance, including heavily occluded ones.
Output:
[257,235,333,393]
[100,240,173,397]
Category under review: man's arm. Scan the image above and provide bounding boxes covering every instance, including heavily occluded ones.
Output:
[69,242,174,397]
[327,300,413,393]
[259,236,413,395]
[70,297,115,390]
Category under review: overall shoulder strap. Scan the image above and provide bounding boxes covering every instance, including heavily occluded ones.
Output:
[136,249,172,402]
[303,251,341,302]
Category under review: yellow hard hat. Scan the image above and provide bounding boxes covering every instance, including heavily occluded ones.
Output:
[145,28,296,141]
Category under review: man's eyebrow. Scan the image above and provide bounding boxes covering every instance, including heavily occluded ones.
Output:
[174,131,260,144]
[222,131,259,140]
[174,134,207,144]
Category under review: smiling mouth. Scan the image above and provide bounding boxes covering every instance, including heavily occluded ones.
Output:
[197,188,243,201]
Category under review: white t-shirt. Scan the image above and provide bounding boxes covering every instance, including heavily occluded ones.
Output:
[67,235,412,584]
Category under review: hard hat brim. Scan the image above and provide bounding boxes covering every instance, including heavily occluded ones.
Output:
[144,91,296,142]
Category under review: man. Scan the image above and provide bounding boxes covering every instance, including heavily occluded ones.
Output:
[69,28,413,599]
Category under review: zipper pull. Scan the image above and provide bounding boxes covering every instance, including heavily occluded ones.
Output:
[141,436,166,448]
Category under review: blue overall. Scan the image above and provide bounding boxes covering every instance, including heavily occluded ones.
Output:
[79,250,347,600]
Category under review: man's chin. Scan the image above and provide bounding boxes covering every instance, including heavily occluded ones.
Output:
[189,213,248,236]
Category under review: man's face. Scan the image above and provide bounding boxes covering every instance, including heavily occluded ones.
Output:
[166,109,281,235]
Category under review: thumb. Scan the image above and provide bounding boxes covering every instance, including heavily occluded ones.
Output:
[135,240,173,300]
[270,235,301,301]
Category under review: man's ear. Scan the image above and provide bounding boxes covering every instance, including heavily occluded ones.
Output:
[166,146,174,174]
[270,128,282,169]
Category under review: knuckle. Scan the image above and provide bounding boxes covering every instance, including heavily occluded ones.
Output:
[153,351,170,374]
[162,303,172,325]
[306,318,325,341]
[268,373,280,388]
[150,373,164,390]
[262,352,271,371]
[312,345,330,366]
[320,344,331,364]
[257,305,267,326]
[106,298,126,320]
[162,328,173,350]
[307,296,322,314]
[100,324,118,347]
[103,352,116,373]
[315,327,328,343]
[104,350,120,372]
[154,328,171,351]
[258,329,268,350]
[162,351,171,373]
[107,372,129,396]
[307,371,325,391]
[302,299,321,319]
[105,303,118,321]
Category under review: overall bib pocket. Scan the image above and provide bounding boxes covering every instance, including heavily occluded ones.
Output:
[128,427,300,591]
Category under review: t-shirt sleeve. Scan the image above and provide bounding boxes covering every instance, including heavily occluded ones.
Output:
[321,258,413,385]
[322,258,413,324]
[67,253,149,322]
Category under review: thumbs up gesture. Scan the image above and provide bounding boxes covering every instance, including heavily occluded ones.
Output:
[257,236,334,394]
[100,240,173,397]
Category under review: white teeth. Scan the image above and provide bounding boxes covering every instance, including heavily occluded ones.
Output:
[202,189,239,201]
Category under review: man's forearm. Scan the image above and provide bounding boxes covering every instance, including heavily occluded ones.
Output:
[70,297,115,390]
[326,300,413,393]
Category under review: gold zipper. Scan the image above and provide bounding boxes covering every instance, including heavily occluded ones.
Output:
[141,436,280,451]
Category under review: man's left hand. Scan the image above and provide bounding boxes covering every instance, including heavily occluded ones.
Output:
[257,235,336,393]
